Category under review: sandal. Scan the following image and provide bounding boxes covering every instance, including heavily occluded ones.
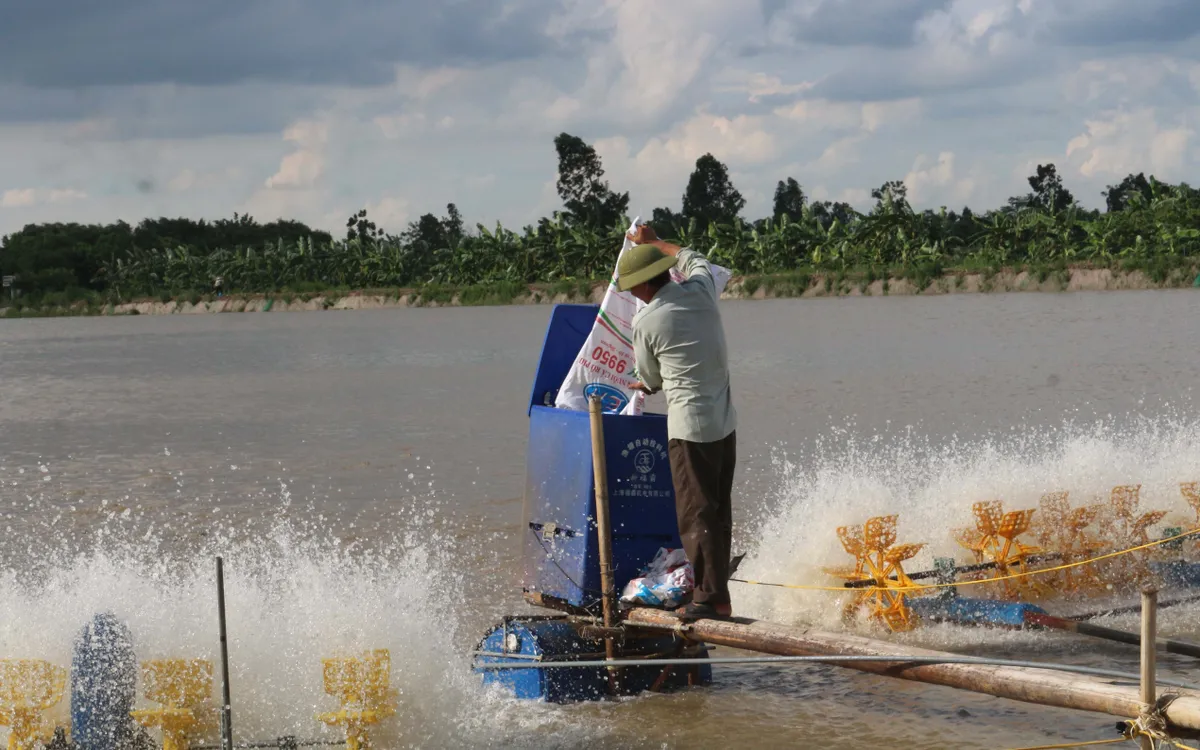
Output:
[674,602,732,622]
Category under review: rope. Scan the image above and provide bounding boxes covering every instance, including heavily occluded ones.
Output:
[1118,708,1198,750]
[1004,713,1200,750]
[731,526,1200,594]
[1004,739,1126,750]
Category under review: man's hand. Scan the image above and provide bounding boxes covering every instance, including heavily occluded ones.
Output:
[627,224,658,245]
[627,223,682,257]
[628,381,652,394]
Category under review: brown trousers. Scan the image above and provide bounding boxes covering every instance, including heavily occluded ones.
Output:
[668,431,736,606]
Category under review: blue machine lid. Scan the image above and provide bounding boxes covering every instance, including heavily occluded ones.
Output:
[528,303,600,415]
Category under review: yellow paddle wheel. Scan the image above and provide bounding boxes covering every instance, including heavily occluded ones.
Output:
[954,501,1048,601]
[1180,482,1200,554]
[1092,485,1167,588]
[825,515,926,632]
[1033,491,1107,596]
[316,649,397,750]
[131,659,214,750]
[0,659,66,750]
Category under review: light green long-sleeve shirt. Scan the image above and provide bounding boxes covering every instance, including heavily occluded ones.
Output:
[631,248,737,444]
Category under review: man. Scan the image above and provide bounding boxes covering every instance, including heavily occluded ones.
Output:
[618,223,737,622]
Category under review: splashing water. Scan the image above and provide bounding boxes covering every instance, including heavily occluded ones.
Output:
[0,477,635,749]
[6,414,1200,747]
[735,412,1200,638]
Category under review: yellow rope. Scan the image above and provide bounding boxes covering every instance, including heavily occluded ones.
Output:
[1004,739,1127,750]
[1004,720,1200,750]
[1004,739,1196,750]
[731,526,1200,594]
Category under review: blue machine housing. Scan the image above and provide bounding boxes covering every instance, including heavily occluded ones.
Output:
[1153,560,1200,588]
[476,617,608,701]
[71,612,139,750]
[475,616,711,702]
[910,596,1048,628]
[522,304,683,611]
[476,305,712,703]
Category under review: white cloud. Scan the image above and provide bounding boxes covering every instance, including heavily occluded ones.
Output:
[775,99,862,131]
[0,189,37,208]
[1065,108,1195,179]
[543,96,582,121]
[841,187,872,206]
[265,120,328,190]
[411,68,465,99]
[916,0,1031,51]
[374,113,427,139]
[601,0,767,120]
[1064,56,1195,105]
[265,150,324,190]
[716,71,816,103]
[810,135,867,171]
[363,196,411,232]
[595,111,778,209]
[0,188,87,208]
[774,97,923,177]
[861,99,922,133]
[775,98,922,134]
[168,169,198,193]
[810,184,872,208]
[903,151,976,206]
[3,1,1200,236]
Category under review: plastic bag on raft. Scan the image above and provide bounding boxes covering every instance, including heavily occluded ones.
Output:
[619,547,695,609]
[553,217,732,416]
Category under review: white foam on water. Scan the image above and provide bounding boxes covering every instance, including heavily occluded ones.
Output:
[8,413,1200,747]
[0,483,619,749]
[734,413,1200,641]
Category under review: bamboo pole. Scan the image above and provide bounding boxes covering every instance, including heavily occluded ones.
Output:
[216,557,233,750]
[623,607,1200,732]
[588,396,619,690]
[1140,586,1158,750]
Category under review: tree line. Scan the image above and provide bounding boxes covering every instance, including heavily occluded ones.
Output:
[1,132,1198,305]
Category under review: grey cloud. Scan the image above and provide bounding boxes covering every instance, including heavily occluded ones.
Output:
[808,51,1052,102]
[1044,0,1200,46]
[805,0,1200,103]
[782,0,952,48]
[0,86,106,124]
[0,81,338,135]
[0,0,560,89]
[760,0,791,23]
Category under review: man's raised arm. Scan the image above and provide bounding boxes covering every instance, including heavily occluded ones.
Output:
[626,224,714,290]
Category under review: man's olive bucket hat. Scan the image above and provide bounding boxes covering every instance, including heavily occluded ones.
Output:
[616,243,677,292]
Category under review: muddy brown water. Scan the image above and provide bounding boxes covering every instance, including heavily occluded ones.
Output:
[3,291,1200,748]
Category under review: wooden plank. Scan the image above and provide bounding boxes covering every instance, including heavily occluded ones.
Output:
[624,608,1200,732]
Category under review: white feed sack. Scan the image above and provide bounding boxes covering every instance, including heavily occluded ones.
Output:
[554,218,732,416]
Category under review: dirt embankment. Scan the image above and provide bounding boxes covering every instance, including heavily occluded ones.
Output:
[3,267,1196,318]
[730,266,1190,299]
[99,287,609,316]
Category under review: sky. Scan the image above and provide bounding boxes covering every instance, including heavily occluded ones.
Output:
[1,0,1198,238]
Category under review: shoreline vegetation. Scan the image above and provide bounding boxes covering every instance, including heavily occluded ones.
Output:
[4,262,1198,318]
[4,133,1200,319]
